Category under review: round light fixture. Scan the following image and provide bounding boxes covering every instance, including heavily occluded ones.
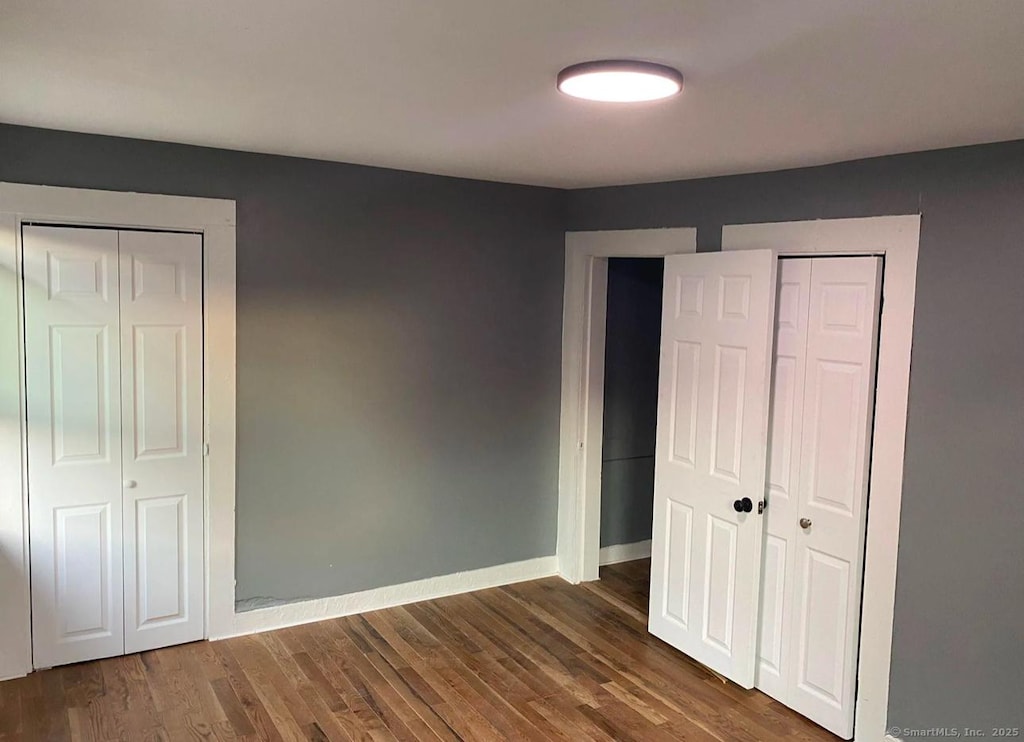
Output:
[557,60,683,103]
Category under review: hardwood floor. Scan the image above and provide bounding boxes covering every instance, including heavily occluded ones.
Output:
[0,559,838,741]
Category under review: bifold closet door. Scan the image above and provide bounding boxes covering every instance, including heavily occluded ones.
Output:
[25,225,204,668]
[648,249,777,688]
[756,257,882,739]
[24,226,126,668]
[119,231,204,654]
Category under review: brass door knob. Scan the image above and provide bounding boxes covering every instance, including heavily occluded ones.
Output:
[799,517,812,529]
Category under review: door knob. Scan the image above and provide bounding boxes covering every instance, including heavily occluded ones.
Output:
[733,497,753,513]
[123,479,137,489]
[799,517,812,529]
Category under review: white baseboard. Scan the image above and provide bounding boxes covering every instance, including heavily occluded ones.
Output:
[599,539,652,566]
[216,555,558,640]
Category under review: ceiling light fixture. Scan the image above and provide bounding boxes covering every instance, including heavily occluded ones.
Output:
[557,60,683,103]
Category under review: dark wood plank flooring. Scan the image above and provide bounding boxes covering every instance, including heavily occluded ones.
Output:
[0,559,838,740]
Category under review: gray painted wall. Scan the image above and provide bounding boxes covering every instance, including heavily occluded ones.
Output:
[600,258,662,548]
[568,140,1024,735]
[0,124,566,606]
[4,121,1022,734]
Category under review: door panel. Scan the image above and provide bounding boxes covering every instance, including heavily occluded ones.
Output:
[649,249,777,688]
[119,231,204,654]
[797,548,851,705]
[757,534,788,680]
[669,341,700,466]
[50,325,112,463]
[703,515,738,652]
[788,257,881,737]
[54,503,113,637]
[135,494,188,626]
[132,325,187,458]
[24,225,125,668]
[804,361,863,514]
[663,502,693,626]
[710,345,746,481]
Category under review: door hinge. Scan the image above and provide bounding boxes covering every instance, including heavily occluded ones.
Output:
[203,443,210,456]
[758,499,766,515]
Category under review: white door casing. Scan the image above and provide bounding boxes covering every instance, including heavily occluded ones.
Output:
[119,231,205,654]
[648,248,777,688]
[23,225,126,668]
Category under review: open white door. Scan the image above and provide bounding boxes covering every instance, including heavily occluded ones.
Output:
[648,249,777,687]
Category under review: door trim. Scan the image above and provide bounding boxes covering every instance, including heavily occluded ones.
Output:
[0,182,237,679]
[556,228,697,584]
[555,215,919,742]
[722,216,920,741]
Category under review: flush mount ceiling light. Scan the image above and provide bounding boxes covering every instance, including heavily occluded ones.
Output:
[557,60,683,103]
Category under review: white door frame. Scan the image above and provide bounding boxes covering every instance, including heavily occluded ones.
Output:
[555,216,920,742]
[0,182,238,680]
[556,228,697,584]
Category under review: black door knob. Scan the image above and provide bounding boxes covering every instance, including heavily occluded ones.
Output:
[733,497,753,513]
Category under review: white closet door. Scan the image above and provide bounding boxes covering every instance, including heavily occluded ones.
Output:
[649,249,777,688]
[119,231,205,654]
[24,225,125,668]
[756,258,812,700]
[788,256,881,738]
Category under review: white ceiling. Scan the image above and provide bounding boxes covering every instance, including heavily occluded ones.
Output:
[3,0,1024,188]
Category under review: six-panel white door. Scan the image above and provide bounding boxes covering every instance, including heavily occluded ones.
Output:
[24,225,204,668]
[24,226,126,668]
[119,231,204,654]
[648,249,777,688]
[756,257,882,738]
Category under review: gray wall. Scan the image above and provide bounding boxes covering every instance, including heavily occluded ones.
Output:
[0,124,566,606]
[568,140,1024,735]
[600,258,662,548]
[4,121,1022,734]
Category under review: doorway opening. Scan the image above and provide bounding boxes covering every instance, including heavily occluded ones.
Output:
[598,257,663,568]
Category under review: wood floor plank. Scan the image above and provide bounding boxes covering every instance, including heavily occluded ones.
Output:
[210,677,259,738]
[0,558,839,742]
